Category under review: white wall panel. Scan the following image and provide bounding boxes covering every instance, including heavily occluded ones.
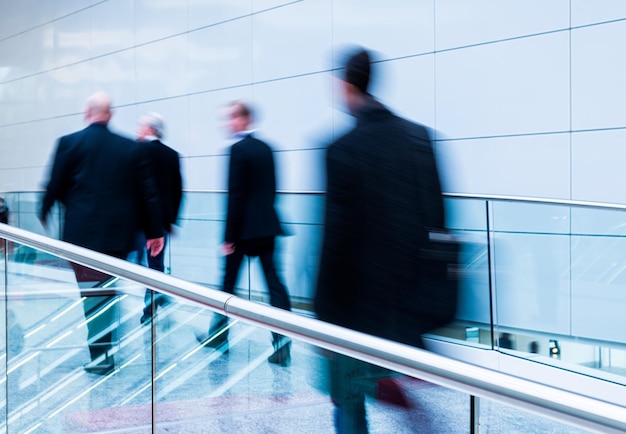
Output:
[274,149,326,193]
[571,0,626,27]
[11,120,55,169]
[188,0,251,30]
[91,51,136,107]
[436,32,570,139]
[252,0,296,13]
[49,0,102,24]
[188,17,253,94]
[53,9,92,69]
[571,21,626,131]
[333,0,434,59]
[0,0,39,39]
[253,73,333,152]
[572,129,626,204]
[91,0,136,58]
[7,27,52,80]
[135,0,189,45]
[183,155,229,191]
[376,55,435,130]
[0,81,22,125]
[135,35,188,102]
[51,62,92,118]
[20,73,55,122]
[436,134,571,199]
[252,0,332,82]
[435,0,569,51]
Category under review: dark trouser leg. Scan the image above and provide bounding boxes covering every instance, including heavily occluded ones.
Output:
[330,354,370,434]
[209,247,245,337]
[83,294,117,361]
[143,232,169,319]
[256,238,292,365]
[71,252,126,366]
[257,238,291,345]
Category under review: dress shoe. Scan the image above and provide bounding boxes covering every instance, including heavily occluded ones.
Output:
[268,340,291,367]
[195,331,229,353]
[84,360,115,375]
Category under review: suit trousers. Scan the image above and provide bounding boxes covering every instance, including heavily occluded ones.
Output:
[133,231,171,318]
[210,237,291,343]
[71,250,127,363]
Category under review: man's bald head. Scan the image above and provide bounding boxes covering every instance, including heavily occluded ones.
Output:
[85,91,113,125]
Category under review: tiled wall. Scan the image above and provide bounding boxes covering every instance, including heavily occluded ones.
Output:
[1,1,626,201]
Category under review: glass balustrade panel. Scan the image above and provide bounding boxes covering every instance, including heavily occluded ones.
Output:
[3,241,153,432]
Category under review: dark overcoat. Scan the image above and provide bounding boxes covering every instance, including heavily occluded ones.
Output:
[314,100,445,347]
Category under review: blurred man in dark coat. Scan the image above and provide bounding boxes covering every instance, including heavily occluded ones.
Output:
[197,101,292,366]
[134,112,183,325]
[40,91,164,375]
[314,48,446,433]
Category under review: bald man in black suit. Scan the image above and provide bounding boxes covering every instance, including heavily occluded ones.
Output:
[41,91,164,374]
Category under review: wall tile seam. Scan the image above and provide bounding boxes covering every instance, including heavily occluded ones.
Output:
[0,1,105,43]
[182,148,326,162]
[3,119,626,139]
[434,127,626,144]
[0,1,303,60]
[9,18,617,86]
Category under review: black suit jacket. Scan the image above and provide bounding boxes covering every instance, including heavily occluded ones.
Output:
[40,123,163,253]
[314,100,445,347]
[142,139,183,231]
[224,134,283,243]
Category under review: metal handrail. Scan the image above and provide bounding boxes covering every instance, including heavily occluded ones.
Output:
[1,222,625,433]
[443,192,626,211]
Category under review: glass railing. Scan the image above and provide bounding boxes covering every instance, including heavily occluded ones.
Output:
[1,223,624,433]
[2,190,626,392]
[439,194,626,389]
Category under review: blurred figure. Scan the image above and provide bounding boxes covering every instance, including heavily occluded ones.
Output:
[196,101,292,366]
[134,112,183,325]
[40,91,164,375]
[0,197,8,254]
[314,47,448,433]
[529,341,540,354]
[0,197,8,224]
[498,332,514,349]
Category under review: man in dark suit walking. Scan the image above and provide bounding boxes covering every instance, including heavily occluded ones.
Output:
[40,91,164,375]
[314,48,447,432]
[134,112,183,325]
[197,101,292,366]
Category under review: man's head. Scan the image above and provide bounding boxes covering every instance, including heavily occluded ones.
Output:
[137,112,165,141]
[84,91,113,125]
[225,101,253,136]
[338,48,373,115]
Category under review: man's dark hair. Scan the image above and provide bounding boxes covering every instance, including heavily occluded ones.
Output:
[344,49,371,94]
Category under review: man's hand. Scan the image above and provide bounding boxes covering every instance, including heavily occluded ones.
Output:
[147,237,165,256]
[222,242,235,256]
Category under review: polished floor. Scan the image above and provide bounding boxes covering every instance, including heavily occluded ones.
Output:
[1,264,589,433]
